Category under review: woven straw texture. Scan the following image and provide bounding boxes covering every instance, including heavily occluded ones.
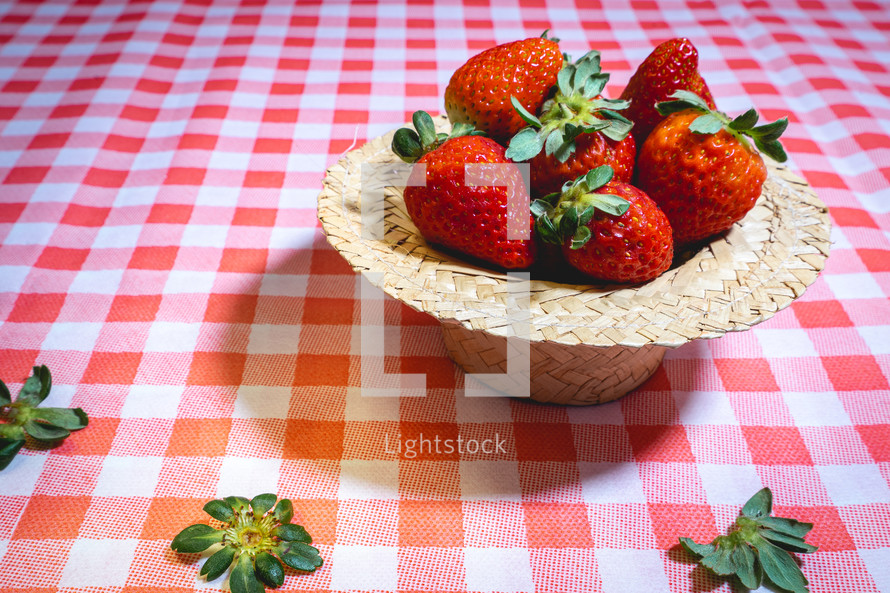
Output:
[318,115,831,355]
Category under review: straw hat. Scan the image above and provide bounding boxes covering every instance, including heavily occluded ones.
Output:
[318,115,830,404]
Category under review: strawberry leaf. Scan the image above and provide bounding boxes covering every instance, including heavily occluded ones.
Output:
[200,545,236,581]
[505,128,546,162]
[585,193,629,217]
[582,165,613,191]
[203,499,236,523]
[757,516,813,539]
[760,529,818,553]
[230,552,264,593]
[732,542,762,589]
[255,551,285,588]
[750,117,788,143]
[679,537,716,558]
[0,379,10,406]
[273,498,294,524]
[511,96,542,128]
[753,538,811,593]
[23,420,70,441]
[530,200,551,218]
[171,523,225,554]
[569,225,591,249]
[274,523,312,543]
[412,110,438,149]
[600,117,633,141]
[742,487,773,518]
[0,438,25,470]
[276,541,324,572]
[577,205,596,226]
[250,493,277,517]
[729,108,759,130]
[670,89,713,110]
[689,113,724,134]
[756,138,788,163]
[557,67,573,98]
[544,127,564,157]
[449,121,479,138]
[535,216,561,245]
[392,128,423,163]
[29,407,87,430]
[700,541,737,576]
[17,373,46,407]
[559,205,579,239]
[225,496,251,514]
[582,73,609,98]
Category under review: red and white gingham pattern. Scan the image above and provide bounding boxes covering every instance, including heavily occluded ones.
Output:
[1,0,889,591]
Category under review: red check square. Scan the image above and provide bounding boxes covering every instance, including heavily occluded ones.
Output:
[523,502,594,548]
[399,500,464,546]
[13,495,91,539]
[741,426,814,465]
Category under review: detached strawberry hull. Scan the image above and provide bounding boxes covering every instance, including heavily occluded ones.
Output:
[318,117,830,405]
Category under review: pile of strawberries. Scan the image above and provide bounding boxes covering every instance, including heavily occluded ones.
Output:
[391,33,788,284]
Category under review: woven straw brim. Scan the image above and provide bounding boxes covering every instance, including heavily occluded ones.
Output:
[317,115,830,350]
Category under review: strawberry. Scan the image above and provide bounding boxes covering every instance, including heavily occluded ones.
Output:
[533,166,673,284]
[392,111,535,270]
[444,31,564,145]
[619,38,716,147]
[636,91,789,246]
[505,50,635,197]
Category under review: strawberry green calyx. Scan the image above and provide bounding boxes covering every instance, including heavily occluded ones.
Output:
[531,165,630,249]
[172,494,322,593]
[506,51,632,163]
[655,90,789,163]
[392,110,483,163]
[0,365,88,470]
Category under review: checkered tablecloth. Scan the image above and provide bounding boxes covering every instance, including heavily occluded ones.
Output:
[1,0,888,591]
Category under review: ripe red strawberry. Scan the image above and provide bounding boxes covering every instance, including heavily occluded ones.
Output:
[636,91,788,246]
[505,50,635,197]
[392,111,535,270]
[533,166,673,284]
[619,38,716,147]
[444,32,564,145]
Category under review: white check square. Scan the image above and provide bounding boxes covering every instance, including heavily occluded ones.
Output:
[330,545,397,590]
[337,460,399,500]
[94,456,163,497]
[824,273,885,300]
[233,386,291,419]
[0,453,46,496]
[464,548,534,592]
[247,324,300,354]
[596,549,671,593]
[4,223,56,246]
[344,386,400,422]
[42,322,103,351]
[92,225,143,248]
[144,322,201,353]
[120,385,183,418]
[674,390,739,425]
[783,392,852,426]
[460,460,522,501]
[579,462,646,504]
[68,269,124,294]
[217,458,282,499]
[697,464,764,506]
[755,328,818,358]
[817,465,890,506]
[59,539,139,586]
